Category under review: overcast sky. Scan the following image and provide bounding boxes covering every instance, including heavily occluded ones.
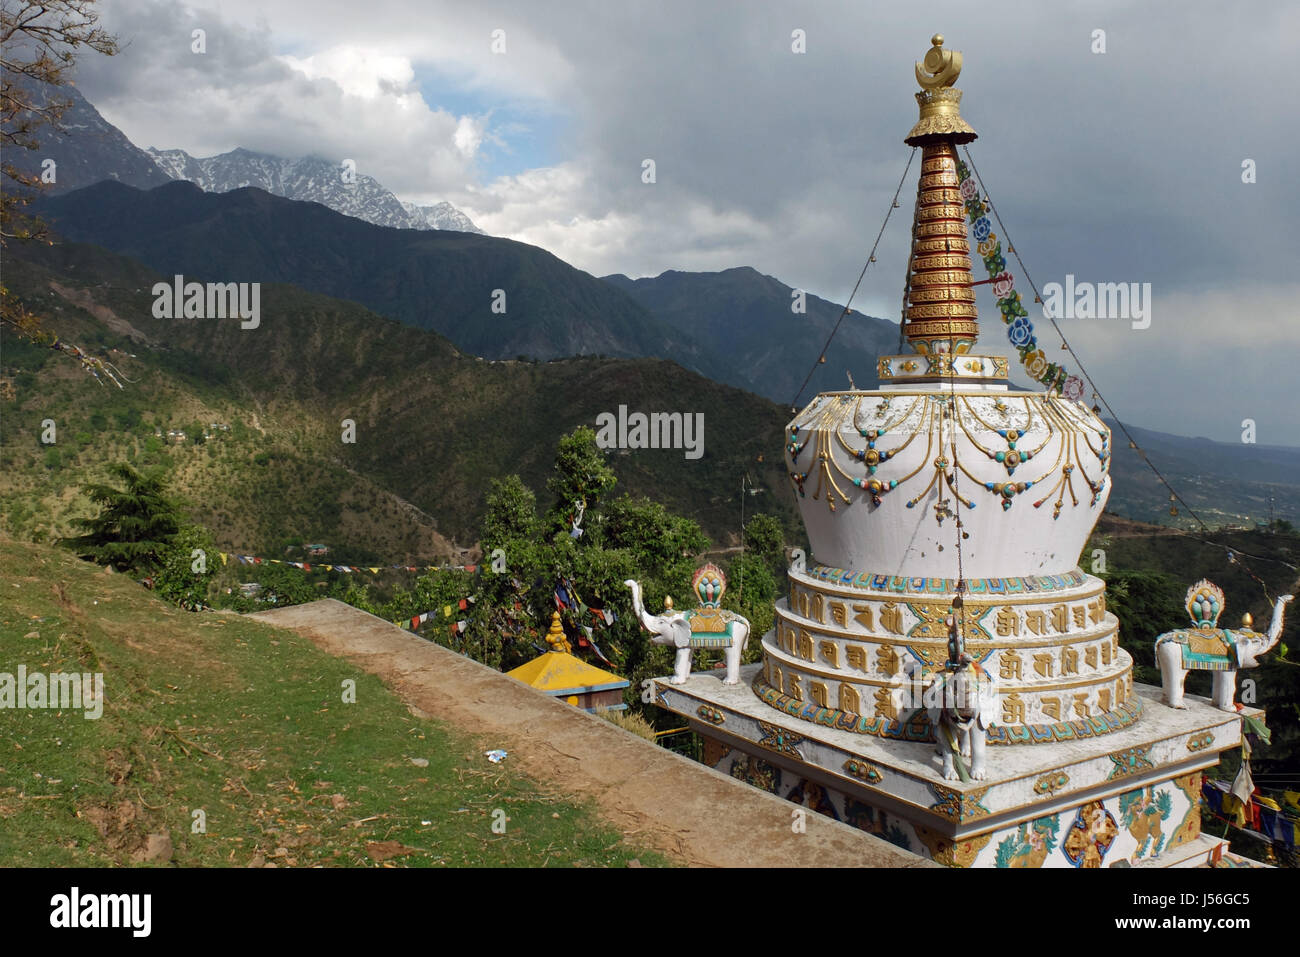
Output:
[74,0,1300,444]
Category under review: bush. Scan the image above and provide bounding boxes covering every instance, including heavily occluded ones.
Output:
[597,708,657,742]
[153,525,217,610]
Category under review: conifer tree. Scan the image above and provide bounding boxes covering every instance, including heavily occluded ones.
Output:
[62,463,182,572]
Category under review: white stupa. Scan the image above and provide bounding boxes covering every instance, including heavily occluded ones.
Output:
[647,35,1261,868]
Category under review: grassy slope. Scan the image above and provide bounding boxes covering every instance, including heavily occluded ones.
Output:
[0,537,667,867]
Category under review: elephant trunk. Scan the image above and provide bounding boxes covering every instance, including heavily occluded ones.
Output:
[1267,594,1294,646]
[624,579,658,633]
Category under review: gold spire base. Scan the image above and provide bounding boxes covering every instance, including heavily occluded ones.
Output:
[905,88,977,145]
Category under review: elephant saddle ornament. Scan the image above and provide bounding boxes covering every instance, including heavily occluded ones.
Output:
[1157,580,1249,671]
[684,563,744,647]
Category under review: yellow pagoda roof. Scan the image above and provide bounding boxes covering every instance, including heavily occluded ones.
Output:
[505,651,629,696]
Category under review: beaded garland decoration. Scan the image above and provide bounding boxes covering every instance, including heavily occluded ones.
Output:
[954,159,1086,400]
[787,392,1109,516]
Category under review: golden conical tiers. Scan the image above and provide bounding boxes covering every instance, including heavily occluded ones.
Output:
[903,140,979,354]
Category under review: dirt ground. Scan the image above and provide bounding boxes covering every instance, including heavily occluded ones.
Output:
[252,599,932,868]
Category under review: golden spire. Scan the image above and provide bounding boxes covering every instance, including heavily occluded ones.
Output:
[902,34,979,357]
[905,35,977,146]
[544,610,572,653]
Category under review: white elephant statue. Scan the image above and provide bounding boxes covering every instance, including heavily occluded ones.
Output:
[625,564,750,685]
[926,659,999,781]
[1155,580,1292,711]
[923,601,998,781]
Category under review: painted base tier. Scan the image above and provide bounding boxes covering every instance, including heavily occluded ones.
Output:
[773,567,1135,743]
[654,665,1256,868]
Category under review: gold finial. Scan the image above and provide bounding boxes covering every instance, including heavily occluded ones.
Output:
[1241,612,1254,629]
[663,596,674,610]
[916,34,962,90]
[545,610,571,654]
[905,33,977,146]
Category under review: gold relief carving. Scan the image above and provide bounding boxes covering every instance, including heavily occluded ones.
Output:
[1088,597,1106,625]
[819,640,840,668]
[915,254,971,270]
[1032,652,1055,678]
[696,705,725,725]
[876,645,902,677]
[781,626,795,655]
[928,784,993,824]
[773,666,783,691]
[874,686,898,721]
[999,650,1023,680]
[811,593,825,624]
[1113,635,1120,658]
[911,236,966,254]
[1072,606,1086,629]
[906,303,980,320]
[1186,731,1215,753]
[914,826,993,868]
[1085,645,1098,669]
[1062,648,1080,675]
[788,673,803,701]
[797,590,810,619]
[1115,679,1125,705]
[909,285,976,304]
[1169,772,1203,849]
[995,606,1021,637]
[852,604,874,630]
[1073,694,1091,719]
[842,759,883,784]
[880,602,905,635]
[798,630,814,661]
[1101,641,1112,666]
[914,216,967,234]
[1107,746,1155,779]
[1041,697,1061,720]
[1050,604,1070,633]
[1025,610,1045,635]
[907,602,992,644]
[829,601,848,628]
[839,683,861,715]
[1033,771,1070,796]
[909,268,970,288]
[1002,692,1026,725]
[756,722,805,759]
[810,681,828,708]
[845,645,868,672]
[1097,687,1111,712]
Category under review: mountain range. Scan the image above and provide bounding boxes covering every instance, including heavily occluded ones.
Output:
[35,180,725,374]
[147,146,483,234]
[8,78,481,233]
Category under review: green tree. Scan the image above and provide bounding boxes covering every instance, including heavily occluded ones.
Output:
[153,524,216,610]
[544,426,616,534]
[61,462,182,572]
[743,513,784,563]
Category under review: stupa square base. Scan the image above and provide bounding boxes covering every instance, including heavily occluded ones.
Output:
[653,665,1253,867]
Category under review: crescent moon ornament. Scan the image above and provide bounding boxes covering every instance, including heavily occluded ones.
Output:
[916,33,962,90]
